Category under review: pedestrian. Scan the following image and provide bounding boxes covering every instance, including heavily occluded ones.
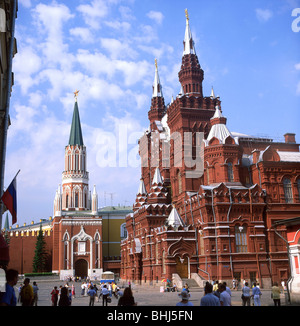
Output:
[118,287,137,306]
[51,286,59,306]
[108,282,112,297]
[271,282,281,306]
[17,283,22,303]
[213,280,219,292]
[20,278,34,306]
[32,281,39,306]
[241,282,251,306]
[200,282,220,306]
[0,269,18,306]
[58,286,70,306]
[81,282,85,296]
[223,282,232,296]
[213,282,221,300]
[252,282,262,306]
[88,285,97,306]
[71,283,75,298]
[68,289,72,305]
[102,284,109,306]
[176,290,193,306]
[219,283,231,306]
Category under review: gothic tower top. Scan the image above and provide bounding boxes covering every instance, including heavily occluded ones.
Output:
[179,9,204,97]
[69,91,84,146]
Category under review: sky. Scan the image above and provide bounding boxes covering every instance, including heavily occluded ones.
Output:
[2,0,300,227]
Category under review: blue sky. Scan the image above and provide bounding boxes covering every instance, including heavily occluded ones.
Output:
[3,0,300,227]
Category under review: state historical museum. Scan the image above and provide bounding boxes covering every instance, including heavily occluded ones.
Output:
[120,11,300,288]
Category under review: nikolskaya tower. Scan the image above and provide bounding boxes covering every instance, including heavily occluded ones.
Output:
[52,91,102,280]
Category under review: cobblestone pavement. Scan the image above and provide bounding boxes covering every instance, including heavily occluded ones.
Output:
[14,277,294,307]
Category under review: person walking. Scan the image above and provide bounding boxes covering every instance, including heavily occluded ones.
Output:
[200,282,220,306]
[32,281,39,306]
[252,282,262,306]
[241,282,251,306]
[51,286,59,306]
[102,284,109,306]
[20,278,34,306]
[271,282,281,306]
[117,287,137,306]
[88,285,97,306]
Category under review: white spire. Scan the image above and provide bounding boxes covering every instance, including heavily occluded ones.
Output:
[92,184,98,214]
[137,178,147,195]
[166,205,184,228]
[211,105,224,119]
[152,58,163,98]
[183,9,196,56]
[210,86,215,99]
[152,167,163,185]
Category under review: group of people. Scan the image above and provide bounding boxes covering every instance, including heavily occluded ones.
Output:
[0,269,39,306]
[176,280,283,307]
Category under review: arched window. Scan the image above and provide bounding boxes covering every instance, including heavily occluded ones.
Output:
[235,225,247,253]
[227,162,234,182]
[75,193,79,207]
[66,194,69,209]
[120,223,127,239]
[297,179,300,202]
[283,177,293,203]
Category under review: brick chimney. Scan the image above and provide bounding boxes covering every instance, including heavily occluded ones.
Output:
[284,133,296,143]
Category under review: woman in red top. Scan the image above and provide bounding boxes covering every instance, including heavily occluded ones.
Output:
[51,286,59,306]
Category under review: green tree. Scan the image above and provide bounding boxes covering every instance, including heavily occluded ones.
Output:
[32,224,47,273]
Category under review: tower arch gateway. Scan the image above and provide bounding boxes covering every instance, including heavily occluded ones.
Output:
[52,93,102,281]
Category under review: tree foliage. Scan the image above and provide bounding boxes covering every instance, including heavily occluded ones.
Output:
[32,225,47,273]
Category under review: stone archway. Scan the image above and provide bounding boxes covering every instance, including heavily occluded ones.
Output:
[74,259,88,279]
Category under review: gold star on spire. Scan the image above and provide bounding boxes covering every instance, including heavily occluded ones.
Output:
[185,8,189,21]
[155,58,158,69]
[74,90,79,101]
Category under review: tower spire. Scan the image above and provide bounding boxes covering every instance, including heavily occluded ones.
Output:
[183,8,196,56]
[152,58,163,98]
[69,94,84,146]
[178,9,204,97]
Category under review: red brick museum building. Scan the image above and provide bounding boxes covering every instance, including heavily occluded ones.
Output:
[120,12,300,289]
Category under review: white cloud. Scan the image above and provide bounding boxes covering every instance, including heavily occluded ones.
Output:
[255,8,273,22]
[147,11,164,25]
[77,0,109,29]
[69,27,94,43]
[13,46,41,94]
[100,38,138,59]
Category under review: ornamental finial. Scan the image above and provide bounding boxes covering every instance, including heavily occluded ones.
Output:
[185,8,189,21]
[74,89,79,101]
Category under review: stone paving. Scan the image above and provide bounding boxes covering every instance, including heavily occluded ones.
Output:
[13,276,293,307]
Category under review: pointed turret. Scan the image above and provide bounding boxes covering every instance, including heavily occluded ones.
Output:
[183,8,196,56]
[137,178,147,195]
[152,58,163,98]
[166,205,184,228]
[178,9,204,97]
[133,178,148,212]
[148,59,165,131]
[152,167,163,185]
[69,96,84,146]
[204,105,234,146]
